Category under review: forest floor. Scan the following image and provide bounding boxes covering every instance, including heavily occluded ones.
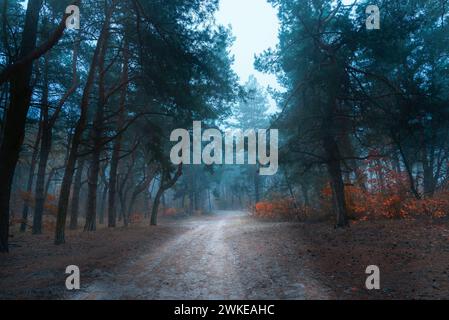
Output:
[1,211,449,300]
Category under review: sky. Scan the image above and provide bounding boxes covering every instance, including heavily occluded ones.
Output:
[215,0,281,92]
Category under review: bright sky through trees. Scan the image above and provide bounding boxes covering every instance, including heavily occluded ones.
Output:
[215,0,281,92]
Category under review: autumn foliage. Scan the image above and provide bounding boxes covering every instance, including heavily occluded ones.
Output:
[336,186,449,220]
[253,199,294,219]
[16,191,58,231]
[254,162,449,221]
[252,198,315,221]
[324,163,449,220]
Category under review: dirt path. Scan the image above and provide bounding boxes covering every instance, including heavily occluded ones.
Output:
[2,211,448,299]
[72,211,330,300]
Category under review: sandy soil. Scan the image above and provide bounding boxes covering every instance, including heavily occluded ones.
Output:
[1,211,448,300]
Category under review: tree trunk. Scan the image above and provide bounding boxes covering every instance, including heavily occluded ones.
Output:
[84,151,101,232]
[127,166,156,220]
[422,149,436,197]
[98,164,109,226]
[20,115,43,232]
[35,28,79,232]
[107,148,119,228]
[84,15,111,232]
[324,135,349,228]
[151,165,182,226]
[150,189,164,226]
[84,139,103,231]
[396,141,421,200]
[99,183,108,225]
[54,13,113,244]
[44,168,56,197]
[423,164,436,197]
[118,160,134,227]
[33,54,51,235]
[69,159,84,230]
[0,0,43,252]
[320,67,350,228]
[34,26,78,234]
[107,37,129,228]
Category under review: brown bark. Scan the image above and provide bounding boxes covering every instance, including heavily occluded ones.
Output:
[33,26,79,234]
[322,109,349,228]
[127,165,157,219]
[395,139,421,200]
[108,38,129,228]
[54,10,114,245]
[150,188,164,226]
[84,21,111,232]
[150,164,183,226]
[323,135,349,228]
[33,54,51,235]
[0,0,43,252]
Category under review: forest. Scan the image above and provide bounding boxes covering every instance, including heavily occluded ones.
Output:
[1,0,449,300]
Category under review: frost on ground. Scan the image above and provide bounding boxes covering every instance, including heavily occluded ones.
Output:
[1,211,448,300]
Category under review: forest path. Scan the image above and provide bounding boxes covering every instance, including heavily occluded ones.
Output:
[73,211,329,300]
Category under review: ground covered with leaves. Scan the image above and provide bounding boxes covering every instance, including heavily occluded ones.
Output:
[0,212,448,300]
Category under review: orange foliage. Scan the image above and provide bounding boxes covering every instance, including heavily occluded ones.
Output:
[322,163,449,220]
[253,198,305,220]
[17,191,58,231]
[162,208,181,217]
[19,191,58,216]
[402,193,449,219]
